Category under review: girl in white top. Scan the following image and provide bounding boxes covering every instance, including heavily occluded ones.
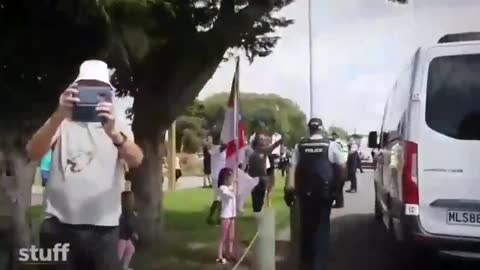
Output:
[216,167,238,264]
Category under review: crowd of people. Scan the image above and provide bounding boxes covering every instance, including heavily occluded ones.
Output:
[199,126,365,268]
[28,59,367,270]
[201,132,285,264]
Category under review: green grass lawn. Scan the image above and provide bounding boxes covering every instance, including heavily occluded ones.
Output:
[29,173,290,270]
[135,173,290,270]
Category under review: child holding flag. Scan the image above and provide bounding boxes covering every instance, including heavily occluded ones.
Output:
[216,168,238,264]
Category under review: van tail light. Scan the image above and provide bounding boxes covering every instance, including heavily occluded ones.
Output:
[403,141,419,214]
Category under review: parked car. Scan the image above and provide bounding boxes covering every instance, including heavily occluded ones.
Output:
[368,34,480,258]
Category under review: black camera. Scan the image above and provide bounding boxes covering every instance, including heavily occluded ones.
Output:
[71,86,112,122]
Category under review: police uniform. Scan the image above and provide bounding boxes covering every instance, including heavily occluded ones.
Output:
[290,133,346,270]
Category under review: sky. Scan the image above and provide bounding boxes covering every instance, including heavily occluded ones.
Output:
[115,0,480,134]
[197,0,480,134]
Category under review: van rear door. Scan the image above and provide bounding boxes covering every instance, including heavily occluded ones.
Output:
[418,45,480,238]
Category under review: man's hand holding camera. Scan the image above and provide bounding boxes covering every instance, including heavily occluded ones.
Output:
[57,87,80,120]
[96,101,116,136]
[57,87,123,144]
[96,102,127,147]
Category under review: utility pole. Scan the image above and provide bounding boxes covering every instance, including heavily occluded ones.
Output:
[167,121,176,192]
[308,0,314,119]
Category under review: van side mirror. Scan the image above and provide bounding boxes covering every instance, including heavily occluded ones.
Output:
[368,131,378,148]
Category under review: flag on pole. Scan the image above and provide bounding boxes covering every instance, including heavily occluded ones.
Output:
[220,57,256,213]
[220,57,248,169]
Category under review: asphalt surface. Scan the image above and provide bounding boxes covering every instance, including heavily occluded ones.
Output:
[280,171,480,270]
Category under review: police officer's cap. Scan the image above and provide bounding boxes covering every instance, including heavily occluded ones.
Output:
[308,118,323,129]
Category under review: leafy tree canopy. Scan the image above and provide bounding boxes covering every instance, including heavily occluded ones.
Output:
[0,0,294,136]
[327,126,349,140]
[184,92,307,146]
[0,0,295,244]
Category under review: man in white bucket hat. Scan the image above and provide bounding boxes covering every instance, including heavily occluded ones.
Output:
[27,60,144,270]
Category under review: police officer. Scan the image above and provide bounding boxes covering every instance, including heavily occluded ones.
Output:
[330,132,345,208]
[284,118,346,270]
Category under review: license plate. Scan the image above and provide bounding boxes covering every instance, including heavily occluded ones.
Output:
[447,210,480,226]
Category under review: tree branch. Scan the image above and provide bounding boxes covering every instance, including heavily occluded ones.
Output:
[211,0,274,42]
[234,0,274,30]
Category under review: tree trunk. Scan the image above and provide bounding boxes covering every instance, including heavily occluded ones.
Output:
[130,111,164,246]
[128,40,228,246]
[0,134,37,269]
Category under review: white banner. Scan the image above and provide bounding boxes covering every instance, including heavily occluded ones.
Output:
[236,168,259,213]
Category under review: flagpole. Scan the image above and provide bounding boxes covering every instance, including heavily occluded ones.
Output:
[308,0,314,119]
[234,56,240,208]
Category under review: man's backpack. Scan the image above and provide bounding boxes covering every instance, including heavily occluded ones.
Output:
[294,138,336,199]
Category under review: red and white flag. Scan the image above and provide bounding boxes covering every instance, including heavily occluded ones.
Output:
[221,57,248,169]
[220,57,256,213]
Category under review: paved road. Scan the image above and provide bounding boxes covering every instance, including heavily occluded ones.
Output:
[280,171,480,270]
[162,175,205,191]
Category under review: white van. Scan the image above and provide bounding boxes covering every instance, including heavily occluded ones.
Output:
[369,33,480,257]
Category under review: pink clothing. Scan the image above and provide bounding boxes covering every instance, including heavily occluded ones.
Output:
[218,218,237,260]
[118,239,135,267]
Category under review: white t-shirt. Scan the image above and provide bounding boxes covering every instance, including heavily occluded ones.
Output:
[219,185,236,219]
[45,119,133,226]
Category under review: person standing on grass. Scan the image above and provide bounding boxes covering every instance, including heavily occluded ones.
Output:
[244,133,283,213]
[203,143,212,188]
[216,168,238,264]
[118,191,139,270]
[265,153,276,207]
[206,142,227,225]
[280,146,291,178]
[27,60,144,270]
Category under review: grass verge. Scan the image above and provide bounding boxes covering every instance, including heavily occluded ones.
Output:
[29,173,290,270]
[136,174,289,270]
